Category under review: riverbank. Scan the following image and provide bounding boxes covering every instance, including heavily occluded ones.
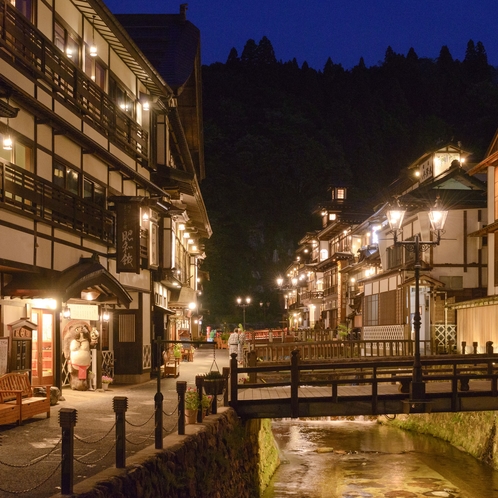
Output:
[382,411,498,469]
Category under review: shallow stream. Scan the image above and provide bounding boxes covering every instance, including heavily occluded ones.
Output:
[262,418,498,497]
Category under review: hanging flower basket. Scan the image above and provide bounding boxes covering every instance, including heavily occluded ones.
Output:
[203,377,225,395]
[203,358,225,395]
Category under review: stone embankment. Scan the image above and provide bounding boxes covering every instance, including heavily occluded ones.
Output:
[384,411,498,468]
[52,407,280,498]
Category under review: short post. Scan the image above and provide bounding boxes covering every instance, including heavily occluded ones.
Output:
[473,342,478,354]
[290,349,300,418]
[248,350,257,383]
[230,353,238,404]
[211,388,218,415]
[177,381,187,435]
[222,366,230,406]
[59,408,77,495]
[486,341,494,355]
[196,375,203,423]
[113,396,128,468]
[155,336,163,449]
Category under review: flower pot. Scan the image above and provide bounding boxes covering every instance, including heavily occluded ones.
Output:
[185,409,198,424]
[204,378,224,395]
[102,383,109,391]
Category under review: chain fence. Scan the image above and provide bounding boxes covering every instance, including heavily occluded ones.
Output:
[0,383,191,495]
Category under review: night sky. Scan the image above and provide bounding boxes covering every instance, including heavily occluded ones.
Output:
[103,0,498,70]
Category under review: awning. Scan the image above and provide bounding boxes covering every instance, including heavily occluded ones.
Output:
[400,275,445,288]
[468,220,498,237]
[2,254,132,307]
[59,255,132,306]
[169,286,196,307]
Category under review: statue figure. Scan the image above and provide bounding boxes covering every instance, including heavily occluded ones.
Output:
[63,321,92,390]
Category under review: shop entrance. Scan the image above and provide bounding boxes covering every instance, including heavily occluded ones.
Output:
[31,309,54,386]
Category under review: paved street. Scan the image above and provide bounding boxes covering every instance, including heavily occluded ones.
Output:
[0,343,229,497]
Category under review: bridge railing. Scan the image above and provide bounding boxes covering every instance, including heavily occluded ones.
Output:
[250,339,433,362]
[229,351,498,416]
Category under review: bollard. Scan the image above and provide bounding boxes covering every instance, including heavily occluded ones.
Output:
[290,349,300,418]
[155,336,164,450]
[473,342,478,354]
[177,381,187,435]
[486,341,494,355]
[222,366,230,408]
[248,350,257,383]
[230,352,238,404]
[59,408,77,495]
[196,375,203,423]
[461,341,466,354]
[113,396,128,468]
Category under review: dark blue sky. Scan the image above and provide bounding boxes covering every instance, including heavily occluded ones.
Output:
[104,0,498,70]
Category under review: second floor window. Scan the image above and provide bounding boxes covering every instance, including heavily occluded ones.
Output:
[85,51,106,90]
[83,177,105,207]
[110,77,135,118]
[0,135,33,173]
[54,162,79,195]
[10,0,33,21]
[55,21,80,67]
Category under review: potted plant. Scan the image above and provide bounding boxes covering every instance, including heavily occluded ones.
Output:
[101,375,113,390]
[173,343,182,359]
[185,387,200,424]
[202,393,213,417]
[220,332,230,349]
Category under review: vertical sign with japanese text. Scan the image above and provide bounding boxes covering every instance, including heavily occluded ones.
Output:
[116,201,141,273]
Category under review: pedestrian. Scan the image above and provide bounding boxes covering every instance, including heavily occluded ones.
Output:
[238,328,246,365]
[228,327,239,360]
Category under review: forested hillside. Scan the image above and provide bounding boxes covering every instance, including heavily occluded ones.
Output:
[199,37,498,327]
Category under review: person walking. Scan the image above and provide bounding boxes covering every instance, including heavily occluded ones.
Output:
[228,327,239,361]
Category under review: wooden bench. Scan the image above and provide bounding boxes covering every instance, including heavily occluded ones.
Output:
[0,372,51,424]
[162,351,180,378]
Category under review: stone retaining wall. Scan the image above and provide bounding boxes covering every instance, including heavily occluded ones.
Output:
[383,411,498,468]
[52,407,279,498]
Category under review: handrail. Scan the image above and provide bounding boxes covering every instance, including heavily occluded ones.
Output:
[0,1,148,164]
[0,160,115,243]
[229,351,498,415]
[251,338,433,361]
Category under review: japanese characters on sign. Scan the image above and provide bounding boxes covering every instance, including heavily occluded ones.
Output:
[116,201,141,273]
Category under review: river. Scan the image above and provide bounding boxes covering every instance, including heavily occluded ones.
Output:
[262,418,498,498]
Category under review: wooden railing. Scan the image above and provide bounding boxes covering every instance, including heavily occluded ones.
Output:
[249,339,434,361]
[0,1,148,164]
[229,351,498,417]
[0,161,115,243]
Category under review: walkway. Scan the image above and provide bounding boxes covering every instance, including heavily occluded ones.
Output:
[0,343,228,498]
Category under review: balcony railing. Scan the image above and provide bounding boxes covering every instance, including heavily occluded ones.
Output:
[0,161,115,244]
[300,290,324,302]
[0,2,148,165]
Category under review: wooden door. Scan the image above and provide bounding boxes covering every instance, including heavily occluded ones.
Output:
[113,311,142,375]
[31,310,54,386]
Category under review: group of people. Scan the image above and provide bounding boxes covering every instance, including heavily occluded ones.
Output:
[228,327,246,365]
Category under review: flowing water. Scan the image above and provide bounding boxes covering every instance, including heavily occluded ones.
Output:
[262,418,498,498]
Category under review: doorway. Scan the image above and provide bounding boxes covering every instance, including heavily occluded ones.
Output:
[31,309,54,386]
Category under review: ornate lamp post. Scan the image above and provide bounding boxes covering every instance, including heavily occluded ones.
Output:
[387,197,447,401]
[236,296,251,331]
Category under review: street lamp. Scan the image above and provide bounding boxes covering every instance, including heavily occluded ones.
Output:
[236,296,251,331]
[259,301,270,328]
[387,197,447,401]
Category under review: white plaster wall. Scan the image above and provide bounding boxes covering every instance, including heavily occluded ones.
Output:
[37,1,53,39]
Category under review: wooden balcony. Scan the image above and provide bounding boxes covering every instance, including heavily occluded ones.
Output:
[0,161,115,244]
[0,2,148,166]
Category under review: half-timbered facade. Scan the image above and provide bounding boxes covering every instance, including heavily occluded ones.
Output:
[0,0,210,387]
